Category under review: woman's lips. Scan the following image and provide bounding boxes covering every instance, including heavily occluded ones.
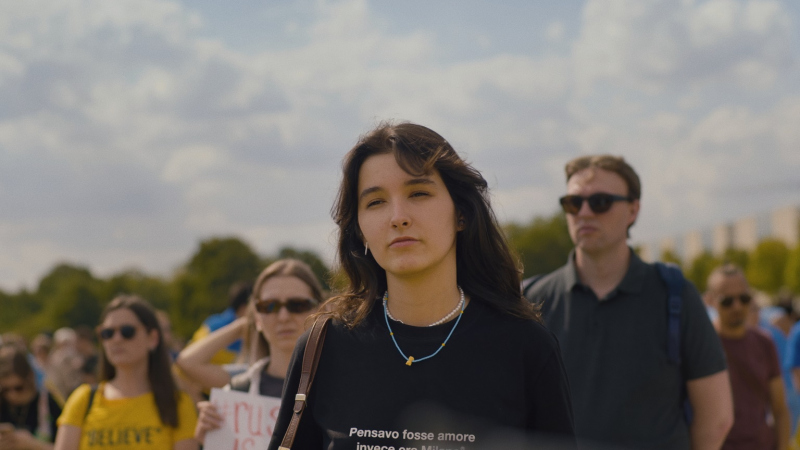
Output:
[390,237,418,248]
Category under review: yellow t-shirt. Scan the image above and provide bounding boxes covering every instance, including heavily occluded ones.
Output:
[58,383,197,449]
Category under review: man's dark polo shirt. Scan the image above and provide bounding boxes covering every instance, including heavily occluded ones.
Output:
[527,249,726,450]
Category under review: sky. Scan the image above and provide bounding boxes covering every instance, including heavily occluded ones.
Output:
[1,0,799,291]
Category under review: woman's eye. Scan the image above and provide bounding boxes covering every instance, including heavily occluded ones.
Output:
[410,191,430,198]
[366,199,384,208]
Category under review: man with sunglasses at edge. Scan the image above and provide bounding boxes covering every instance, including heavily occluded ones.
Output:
[525,155,733,449]
[705,264,789,450]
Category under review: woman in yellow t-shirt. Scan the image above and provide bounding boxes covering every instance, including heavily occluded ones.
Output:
[54,296,198,450]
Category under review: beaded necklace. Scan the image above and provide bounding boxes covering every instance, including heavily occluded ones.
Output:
[383,286,465,366]
[385,288,464,327]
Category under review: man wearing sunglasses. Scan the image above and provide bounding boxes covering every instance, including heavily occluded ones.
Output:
[526,155,733,450]
[706,264,789,450]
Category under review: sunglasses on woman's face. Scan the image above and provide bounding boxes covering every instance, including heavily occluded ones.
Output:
[0,383,26,396]
[254,298,317,315]
[559,193,634,215]
[97,324,138,340]
[719,294,752,308]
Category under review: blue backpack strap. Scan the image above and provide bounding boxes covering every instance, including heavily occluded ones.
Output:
[656,262,684,366]
[655,262,693,423]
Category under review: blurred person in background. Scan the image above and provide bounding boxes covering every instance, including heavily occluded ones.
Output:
[528,155,732,449]
[177,259,323,444]
[54,295,197,450]
[749,293,800,435]
[186,282,252,369]
[706,264,789,450]
[0,344,63,449]
[71,329,96,392]
[28,335,52,392]
[46,330,82,403]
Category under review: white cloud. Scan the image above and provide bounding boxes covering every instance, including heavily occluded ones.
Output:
[0,0,798,289]
[574,0,795,95]
[546,21,566,43]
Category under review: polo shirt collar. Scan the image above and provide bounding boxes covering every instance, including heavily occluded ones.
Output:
[617,248,646,294]
[565,247,646,295]
[564,250,580,291]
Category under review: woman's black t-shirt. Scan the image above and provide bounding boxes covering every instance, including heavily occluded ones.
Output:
[267,299,575,450]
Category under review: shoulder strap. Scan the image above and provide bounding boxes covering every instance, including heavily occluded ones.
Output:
[655,263,694,423]
[521,274,545,298]
[655,262,684,366]
[84,385,98,421]
[278,315,332,450]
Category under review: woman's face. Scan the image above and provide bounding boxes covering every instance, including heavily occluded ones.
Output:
[253,276,318,354]
[0,374,35,406]
[357,153,460,281]
[98,308,158,370]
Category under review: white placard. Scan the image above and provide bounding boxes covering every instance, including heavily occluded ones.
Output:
[204,388,283,450]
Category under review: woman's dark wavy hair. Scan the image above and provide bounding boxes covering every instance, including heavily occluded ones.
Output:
[327,121,539,327]
[98,295,180,427]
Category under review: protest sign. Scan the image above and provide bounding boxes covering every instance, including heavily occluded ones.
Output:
[204,388,282,450]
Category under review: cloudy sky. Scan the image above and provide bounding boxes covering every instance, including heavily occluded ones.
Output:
[1,0,799,291]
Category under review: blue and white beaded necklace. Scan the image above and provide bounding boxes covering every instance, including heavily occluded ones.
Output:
[382,286,465,366]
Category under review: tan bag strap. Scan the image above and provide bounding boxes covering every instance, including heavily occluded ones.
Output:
[278,315,332,450]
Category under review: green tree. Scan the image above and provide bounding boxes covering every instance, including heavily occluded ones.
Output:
[32,263,104,331]
[686,251,721,293]
[747,239,790,294]
[660,249,683,269]
[785,244,800,294]
[45,277,104,329]
[170,237,262,338]
[505,212,573,279]
[273,247,331,291]
[102,269,172,311]
[0,289,40,332]
[36,263,93,306]
[722,248,749,272]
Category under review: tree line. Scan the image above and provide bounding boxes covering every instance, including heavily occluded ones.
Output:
[2,213,799,340]
[0,238,330,340]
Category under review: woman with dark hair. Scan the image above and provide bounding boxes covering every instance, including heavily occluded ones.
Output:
[175,259,322,444]
[268,122,575,450]
[0,344,62,450]
[54,296,198,450]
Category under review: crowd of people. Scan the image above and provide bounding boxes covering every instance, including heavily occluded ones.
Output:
[0,122,798,450]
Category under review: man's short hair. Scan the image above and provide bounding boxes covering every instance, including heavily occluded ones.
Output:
[565,155,641,200]
[707,263,747,292]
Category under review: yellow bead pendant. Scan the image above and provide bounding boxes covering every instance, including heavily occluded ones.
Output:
[406,356,415,366]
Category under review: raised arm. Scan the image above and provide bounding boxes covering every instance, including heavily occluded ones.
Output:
[175,317,248,390]
[686,370,733,450]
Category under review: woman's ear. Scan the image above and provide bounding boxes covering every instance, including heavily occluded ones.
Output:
[147,328,160,351]
[456,213,466,231]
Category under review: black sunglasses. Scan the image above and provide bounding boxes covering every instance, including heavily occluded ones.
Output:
[254,298,317,315]
[719,294,752,308]
[559,193,634,215]
[97,325,138,341]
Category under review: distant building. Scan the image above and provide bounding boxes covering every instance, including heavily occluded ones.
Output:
[733,216,759,251]
[684,230,705,263]
[712,224,733,257]
[773,206,800,249]
[639,204,799,263]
